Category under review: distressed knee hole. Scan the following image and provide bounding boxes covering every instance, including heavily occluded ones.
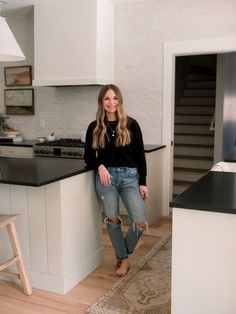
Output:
[108,216,120,224]
[104,216,122,225]
[135,221,146,229]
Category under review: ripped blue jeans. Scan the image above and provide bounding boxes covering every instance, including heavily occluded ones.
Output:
[95,167,147,260]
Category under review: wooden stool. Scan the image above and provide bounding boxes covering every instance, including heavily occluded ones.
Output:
[0,214,32,295]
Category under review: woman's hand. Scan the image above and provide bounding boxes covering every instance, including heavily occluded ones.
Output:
[98,164,112,186]
[140,185,149,199]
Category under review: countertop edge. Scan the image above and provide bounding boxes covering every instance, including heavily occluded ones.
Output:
[144,145,166,152]
[170,171,236,215]
[0,141,166,152]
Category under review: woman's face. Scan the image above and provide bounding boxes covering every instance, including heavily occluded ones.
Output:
[102,89,119,116]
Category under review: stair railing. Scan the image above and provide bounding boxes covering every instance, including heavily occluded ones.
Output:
[209,110,215,131]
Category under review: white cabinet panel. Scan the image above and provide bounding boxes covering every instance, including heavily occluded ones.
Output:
[0,185,10,211]
[45,182,63,275]
[10,185,31,269]
[119,149,165,226]
[172,208,236,314]
[0,146,33,158]
[145,149,164,224]
[28,186,48,272]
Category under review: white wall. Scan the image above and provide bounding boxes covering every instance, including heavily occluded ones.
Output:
[222,52,236,159]
[1,0,236,141]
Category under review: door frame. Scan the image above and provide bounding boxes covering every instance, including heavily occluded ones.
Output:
[162,37,236,216]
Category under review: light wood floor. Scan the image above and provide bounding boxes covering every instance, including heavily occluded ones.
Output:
[0,217,172,314]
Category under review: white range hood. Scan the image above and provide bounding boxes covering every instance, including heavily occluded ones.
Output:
[33,0,114,86]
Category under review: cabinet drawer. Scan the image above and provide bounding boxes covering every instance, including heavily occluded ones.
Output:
[0,146,33,158]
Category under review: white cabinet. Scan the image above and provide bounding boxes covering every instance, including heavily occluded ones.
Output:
[119,148,165,226]
[145,148,165,225]
[0,146,33,158]
[33,0,114,86]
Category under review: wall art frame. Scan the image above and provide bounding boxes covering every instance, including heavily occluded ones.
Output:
[4,65,32,87]
[4,89,34,115]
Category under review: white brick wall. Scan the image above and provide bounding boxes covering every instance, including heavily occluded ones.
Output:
[1,1,236,142]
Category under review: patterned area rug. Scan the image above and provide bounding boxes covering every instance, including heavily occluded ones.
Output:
[86,231,172,314]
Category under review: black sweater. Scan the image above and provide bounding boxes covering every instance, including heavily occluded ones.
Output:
[84,117,147,185]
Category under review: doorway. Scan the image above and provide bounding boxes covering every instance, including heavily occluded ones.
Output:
[162,37,236,216]
[173,55,216,198]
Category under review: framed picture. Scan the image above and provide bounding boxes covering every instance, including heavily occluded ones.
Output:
[4,89,34,115]
[4,65,32,87]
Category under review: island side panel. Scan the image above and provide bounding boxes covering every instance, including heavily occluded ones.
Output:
[172,207,236,314]
[60,171,103,292]
[46,170,103,294]
[45,181,63,275]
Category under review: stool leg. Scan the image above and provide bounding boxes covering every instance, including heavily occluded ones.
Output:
[7,222,32,295]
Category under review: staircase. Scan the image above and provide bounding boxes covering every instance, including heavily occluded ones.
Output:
[173,67,216,198]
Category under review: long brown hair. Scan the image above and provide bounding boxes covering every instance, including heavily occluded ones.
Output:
[92,84,131,149]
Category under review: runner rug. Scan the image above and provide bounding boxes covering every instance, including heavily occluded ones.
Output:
[86,231,172,314]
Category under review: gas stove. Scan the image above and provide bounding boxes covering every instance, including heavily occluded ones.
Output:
[33,138,85,159]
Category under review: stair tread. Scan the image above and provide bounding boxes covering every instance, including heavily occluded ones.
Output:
[175,113,213,116]
[175,122,210,126]
[177,104,215,107]
[172,194,179,199]
[174,64,216,197]
[174,179,195,186]
[174,155,213,161]
[184,87,215,90]
[180,96,215,99]
[187,78,216,81]
[175,132,214,137]
[174,167,207,173]
[174,143,214,148]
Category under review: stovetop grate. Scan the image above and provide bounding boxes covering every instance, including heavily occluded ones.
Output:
[35,138,85,147]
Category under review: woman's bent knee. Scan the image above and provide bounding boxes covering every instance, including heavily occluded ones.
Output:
[135,221,146,229]
[107,216,120,224]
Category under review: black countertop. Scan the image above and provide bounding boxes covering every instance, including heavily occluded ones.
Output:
[0,139,37,147]
[144,144,165,152]
[0,140,165,153]
[0,157,88,187]
[170,171,236,214]
[0,144,165,187]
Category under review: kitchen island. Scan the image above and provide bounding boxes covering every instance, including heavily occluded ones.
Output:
[170,169,236,314]
[0,144,165,294]
[0,157,103,294]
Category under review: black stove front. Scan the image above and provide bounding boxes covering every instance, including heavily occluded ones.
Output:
[33,138,85,159]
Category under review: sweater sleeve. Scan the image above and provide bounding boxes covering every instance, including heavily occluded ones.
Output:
[84,121,100,169]
[130,119,147,186]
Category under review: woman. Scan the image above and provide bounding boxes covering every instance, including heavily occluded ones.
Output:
[84,84,149,277]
